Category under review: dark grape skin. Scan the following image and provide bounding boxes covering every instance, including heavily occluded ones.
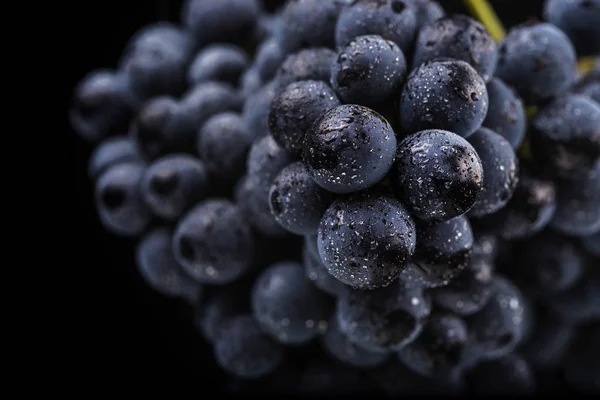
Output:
[404,0,445,27]
[467,127,519,218]
[247,135,295,185]
[129,96,180,159]
[572,71,600,104]
[564,323,600,393]
[213,314,285,380]
[172,199,254,285]
[240,66,263,99]
[198,112,254,184]
[367,359,465,396]
[235,174,290,238]
[276,0,348,53]
[432,255,495,316]
[274,48,336,90]
[174,81,243,143]
[336,282,432,353]
[544,0,600,57]
[495,22,577,103]
[303,243,348,297]
[139,154,210,220]
[335,0,418,55]
[187,44,249,86]
[180,0,261,48]
[69,70,135,142]
[471,233,499,264]
[88,136,144,181]
[321,314,390,368]
[392,129,484,222]
[268,80,341,155]
[330,35,407,110]
[511,231,585,296]
[466,353,536,395]
[317,193,417,290]
[412,15,498,82]
[136,227,201,304]
[519,307,575,371]
[397,312,470,379]
[583,232,600,257]
[551,163,600,237]
[465,276,529,361]
[483,77,527,149]
[471,163,556,240]
[530,94,600,178]
[119,23,195,101]
[131,83,241,160]
[303,104,397,194]
[251,262,333,345]
[411,215,474,288]
[94,162,152,237]
[546,266,600,324]
[268,162,334,235]
[194,285,246,343]
[399,59,488,138]
[242,80,276,139]
[254,37,287,81]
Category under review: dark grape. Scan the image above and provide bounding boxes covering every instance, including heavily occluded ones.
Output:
[188,44,249,86]
[303,243,348,297]
[483,77,526,149]
[544,0,600,57]
[274,48,336,90]
[336,281,431,352]
[140,154,209,220]
[70,70,135,142]
[303,104,397,194]
[268,80,341,154]
[467,127,519,218]
[330,34,407,109]
[530,94,600,178]
[277,0,348,52]
[95,162,152,236]
[136,227,201,302]
[88,136,144,181]
[465,276,529,360]
[335,0,418,54]
[181,0,261,47]
[411,215,474,288]
[198,112,253,184]
[472,164,556,239]
[317,193,417,290]
[550,163,600,236]
[321,314,390,368]
[399,59,488,138]
[412,14,498,82]
[119,23,194,100]
[495,22,577,103]
[252,262,333,344]
[269,162,334,235]
[397,312,470,378]
[173,199,254,284]
[393,129,484,222]
[213,314,285,379]
[432,255,495,316]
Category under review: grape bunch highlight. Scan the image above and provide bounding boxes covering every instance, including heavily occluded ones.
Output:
[71,0,600,394]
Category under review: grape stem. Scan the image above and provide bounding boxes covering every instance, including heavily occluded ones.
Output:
[463,0,506,42]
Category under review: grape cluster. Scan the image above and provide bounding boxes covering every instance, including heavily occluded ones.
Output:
[72,0,600,394]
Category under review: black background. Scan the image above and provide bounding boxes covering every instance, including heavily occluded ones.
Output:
[65,0,544,390]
